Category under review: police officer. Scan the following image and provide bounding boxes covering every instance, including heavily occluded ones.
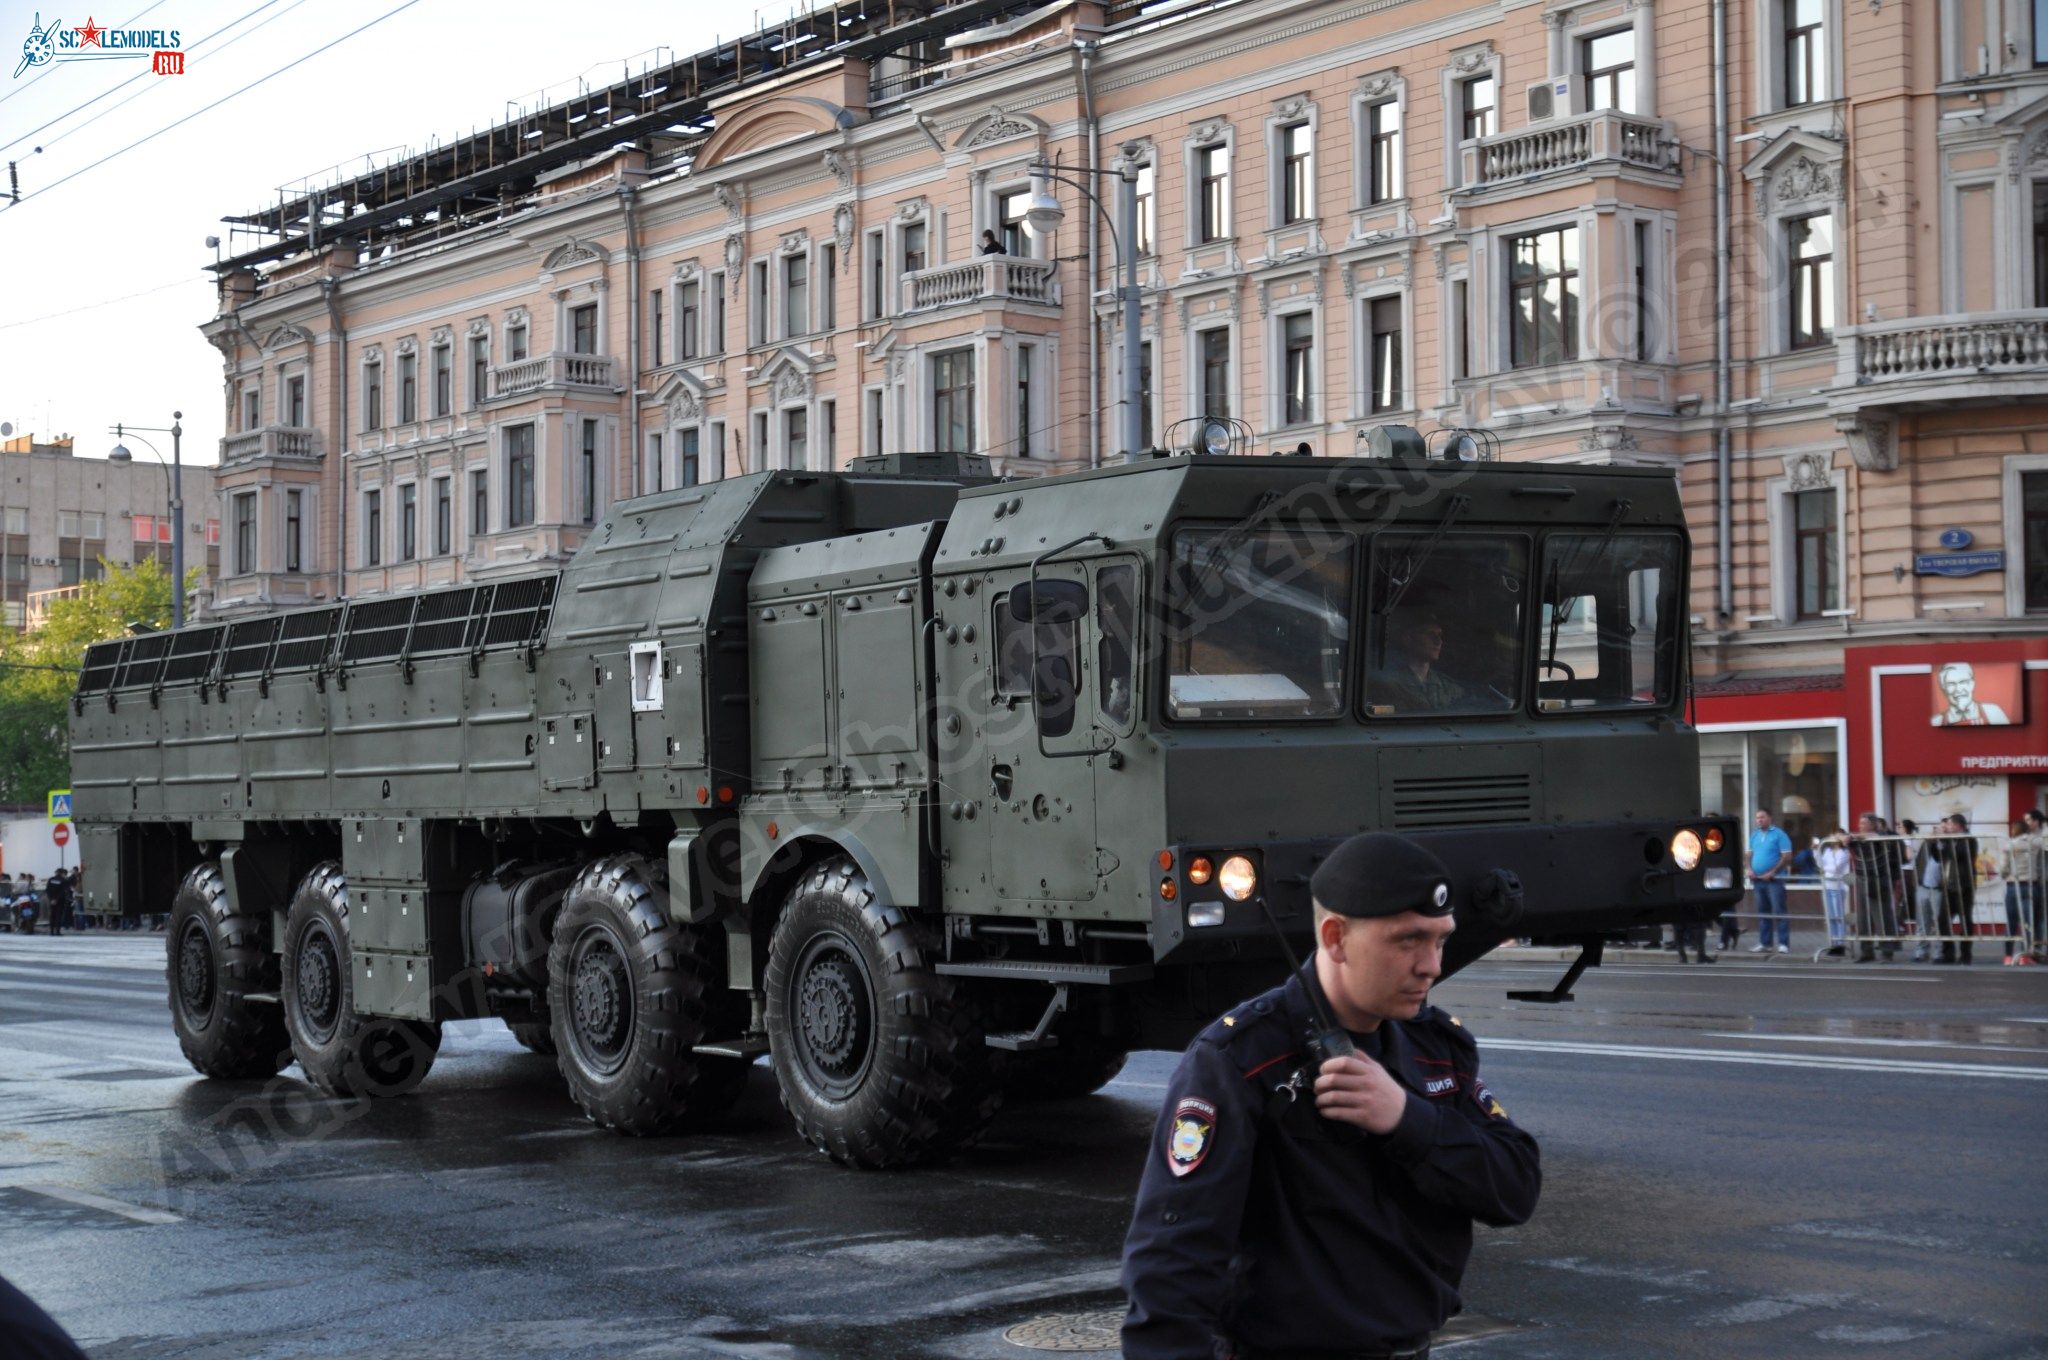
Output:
[1120,833,1541,1360]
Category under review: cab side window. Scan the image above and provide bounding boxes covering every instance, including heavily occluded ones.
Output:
[994,595,1081,737]
[1096,564,1138,729]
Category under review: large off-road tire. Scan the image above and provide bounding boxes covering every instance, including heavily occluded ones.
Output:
[1005,1033,1130,1102]
[280,863,442,1098]
[764,856,1004,1169]
[507,1018,557,1055]
[165,862,291,1079]
[547,853,728,1135]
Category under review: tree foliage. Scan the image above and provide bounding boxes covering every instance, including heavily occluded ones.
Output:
[0,559,182,805]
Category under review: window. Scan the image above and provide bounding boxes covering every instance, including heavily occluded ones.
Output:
[286,375,306,427]
[2039,0,2048,64]
[998,189,1031,256]
[1364,534,1528,717]
[819,245,836,329]
[866,229,887,319]
[820,398,836,466]
[431,343,451,417]
[786,407,808,471]
[507,321,529,363]
[866,387,885,459]
[751,410,769,472]
[679,281,701,359]
[1793,488,1839,619]
[649,288,665,367]
[363,363,381,430]
[243,387,261,431]
[1508,226,1580,368]
[2024,471,2048,610]
[1280,122,1313,224]
[1582,29,1636,112]
[1697,727,1840,849]
[469,335,489,408]
[1536,532,1683,712]
[285,490,303,573]
[1197,144,1230,241]
[233,493,255,575]
[902,222,927,275]
[708,275,726,353]
[784,253,809,338]
[647,433,664,495]
[471,468,489,538]
[932,349,975,454]
[992,590,1080,737]
[1366,101,1402,204]
[60,558,104,586]
[1097,563,1139,729]
[1282,313,1315,426]
[363,489,383,566]
[1460,75,1497,142]
[57,511,103,539]
[399,483,418,562]
[579,420,599,524]
[398,351,417,423]
[6,507,30,536]
[570,302,598,355]
[1787,212,1835,350]
[506,425,535,529]
[679,428,701,487]
[1784,0,1827,106]
[1452,279,1471,379]
[749,260,769,347]
[1134,161,1155,256]
[1368,296,1403,413]
[1166,528,1351,719]
[1016,343,1035,458]
[1199,328,1231,418]
[2037,185,2048,309]
[433,477,451,555]
[1634,220,1653,361]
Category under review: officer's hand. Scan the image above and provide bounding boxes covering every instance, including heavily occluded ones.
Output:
[1313,1055,1407,1134]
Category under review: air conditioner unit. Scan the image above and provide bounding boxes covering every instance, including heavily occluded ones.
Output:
[1525,78,1572,122]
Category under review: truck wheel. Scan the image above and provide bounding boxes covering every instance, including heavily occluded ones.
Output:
[165,862,290,1079]
[280,863,441,1097]
[764,856,1003,1169]
[547,854,724,1135]
[507,1019,557,1055]
[1005,1035,1130,1102]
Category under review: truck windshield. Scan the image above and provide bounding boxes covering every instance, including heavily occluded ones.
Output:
[1537,531,1683,712]
[1362,533,1528,717]
[1165,527,1351,720]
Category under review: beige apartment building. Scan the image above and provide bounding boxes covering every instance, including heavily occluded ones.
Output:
[203,0,2048,830]
[0,434,218,629]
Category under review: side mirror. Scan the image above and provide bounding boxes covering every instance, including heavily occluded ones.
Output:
[1006,578,1087,626]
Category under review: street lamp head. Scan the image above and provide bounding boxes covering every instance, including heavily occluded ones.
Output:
[1023,167,1064,238]
[109,444,132,461]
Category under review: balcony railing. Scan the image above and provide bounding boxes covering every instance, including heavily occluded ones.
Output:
[488,351,618,400]
[220,425,320,462]
[1852,311,2048,384]
[901,257,1059,313]
[1461,110,1679,190]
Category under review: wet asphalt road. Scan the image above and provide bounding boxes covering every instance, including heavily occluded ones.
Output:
[2,934,2045,1360]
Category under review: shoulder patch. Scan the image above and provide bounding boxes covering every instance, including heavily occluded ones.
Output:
[1167,1097,1217,1177]
[1448,1014,1463,1027]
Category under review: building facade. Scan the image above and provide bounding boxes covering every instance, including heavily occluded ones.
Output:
[0,434,219,629]
[203,0,2048,820]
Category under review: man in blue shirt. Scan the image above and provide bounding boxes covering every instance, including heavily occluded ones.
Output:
[1749,809,1794,954]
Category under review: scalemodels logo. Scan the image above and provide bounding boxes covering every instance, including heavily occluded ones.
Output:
[15,13,184,79]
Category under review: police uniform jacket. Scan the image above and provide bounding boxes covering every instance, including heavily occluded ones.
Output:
[1121,966,1541,1360]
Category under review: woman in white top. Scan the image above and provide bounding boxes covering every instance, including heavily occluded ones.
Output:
[1817,832,1853,955]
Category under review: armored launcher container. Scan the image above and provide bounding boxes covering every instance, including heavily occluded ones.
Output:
[72,437,1740,1166]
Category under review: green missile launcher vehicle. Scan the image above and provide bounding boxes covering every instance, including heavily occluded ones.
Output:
[69,429,1740,1166]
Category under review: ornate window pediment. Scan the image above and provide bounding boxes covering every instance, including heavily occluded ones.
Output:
[542,237,609,272]
[1741,130,1844,216]
[955,107,1047,151]
[395,335,419,357]
[465,317,491,338]
[654,370,712,426]
[260,323,313,352]
[696,95,854,170]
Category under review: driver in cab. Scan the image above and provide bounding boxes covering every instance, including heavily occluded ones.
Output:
[1370,610,1466,714]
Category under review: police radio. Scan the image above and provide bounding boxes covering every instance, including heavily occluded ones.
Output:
[1256,898,1355,1062]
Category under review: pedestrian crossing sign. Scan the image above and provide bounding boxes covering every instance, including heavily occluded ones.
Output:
[47,790,72,821]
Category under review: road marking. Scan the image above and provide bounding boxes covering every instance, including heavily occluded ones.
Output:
[9,1184,181,1224]
[1481,1036,2048,1080]
[0,979,165,1002]
[1463,964,1941,983]
[1702,1032,2048,1055]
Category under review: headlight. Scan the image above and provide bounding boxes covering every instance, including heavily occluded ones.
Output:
[1671,829,1703,872]
[1187,902,1226,928]
[1703,867,1734,891]
[1218,855,1258,901]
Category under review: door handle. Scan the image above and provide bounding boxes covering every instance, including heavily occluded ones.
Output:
[991,763,1014,800]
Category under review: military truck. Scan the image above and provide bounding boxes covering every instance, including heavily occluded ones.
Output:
[70,433,1741,1167]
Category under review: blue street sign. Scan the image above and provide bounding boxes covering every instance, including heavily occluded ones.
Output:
[1913,551,2004,578]
[1938,528,1974,550]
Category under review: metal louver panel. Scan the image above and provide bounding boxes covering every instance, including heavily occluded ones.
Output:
[272,607,339,670]
[340,598,416,662]
[222,617,281,677]
[78,641,124,694]
[1388,772,1535,829]
[160,626,224,684]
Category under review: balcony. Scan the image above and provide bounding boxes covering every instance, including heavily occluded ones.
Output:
[900,257,1059,315]
[1459,110,1680,193]
[220,424,320,463]
[487,351,619,400]
[1827,309,2048,470]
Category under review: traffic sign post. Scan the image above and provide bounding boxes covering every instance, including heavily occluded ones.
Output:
[52,819,70,872]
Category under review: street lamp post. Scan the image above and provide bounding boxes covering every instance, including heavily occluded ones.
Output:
[1025,157,1144,463]
[108,413,185,630]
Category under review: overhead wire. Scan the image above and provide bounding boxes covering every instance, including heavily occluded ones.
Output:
[0,276,202,332]
[1,0,295,158]
[4,0,426,208]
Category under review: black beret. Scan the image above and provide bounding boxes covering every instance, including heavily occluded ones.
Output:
[1310,832,1455,919]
